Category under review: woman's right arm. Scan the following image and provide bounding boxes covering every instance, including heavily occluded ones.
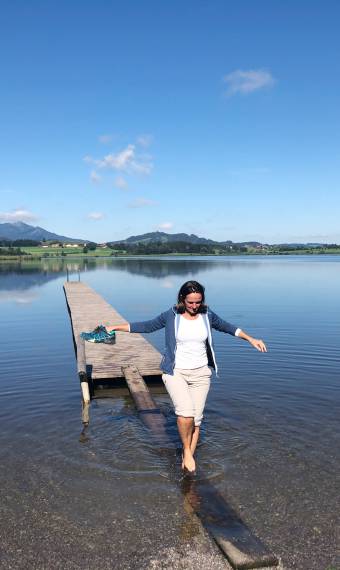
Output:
[106,310,168,334]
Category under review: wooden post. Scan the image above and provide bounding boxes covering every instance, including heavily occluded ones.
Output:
[77,336,90,404]
[79,402,90,443]
[82,401,90,426]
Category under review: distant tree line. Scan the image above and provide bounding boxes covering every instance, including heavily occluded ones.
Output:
[0,239,98,249]
[83,242,97,251]
[0,239,40,247]
[108,241,248,255]
[1,238,339,257]
[271,244,339,252]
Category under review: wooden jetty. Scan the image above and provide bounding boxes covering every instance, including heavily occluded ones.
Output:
[64,281,279,569]
[64,281,162,401]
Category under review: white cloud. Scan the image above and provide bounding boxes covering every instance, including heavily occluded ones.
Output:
[98,134,113,144]
[137,134,153,148]
[90,170,101,183]
[160,279,175,289]
[129,159,153,175]
[84,144,153,175]
[88,212,104,220]
[157,222,173,230]
[114,176,129,190]
[0,209,38,223]
[128,197,157,208]
[0,290,39,304]
[223,69,275,96]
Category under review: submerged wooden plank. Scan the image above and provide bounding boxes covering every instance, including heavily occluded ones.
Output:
[181,478,279,569]
[123,365,279,569]
[64,282,162,380]
[122,365,168,434]
[122,364,158,411]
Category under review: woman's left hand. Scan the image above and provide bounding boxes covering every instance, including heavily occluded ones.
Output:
[249,338,267,352]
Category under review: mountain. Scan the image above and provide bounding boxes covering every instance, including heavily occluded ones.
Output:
[0,222,85,243]
[114,233,330,248]
[110,231,219,245]
[0,223,332,248]
[110,231,266,248]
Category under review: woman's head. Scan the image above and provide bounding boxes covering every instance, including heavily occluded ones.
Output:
[176,280,207,314]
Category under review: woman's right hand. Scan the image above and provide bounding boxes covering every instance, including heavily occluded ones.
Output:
[106,323,130,333]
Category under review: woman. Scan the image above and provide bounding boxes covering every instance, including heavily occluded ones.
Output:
[107,280,266,474]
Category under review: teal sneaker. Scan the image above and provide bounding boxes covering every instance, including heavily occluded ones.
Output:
[81,325,116,344]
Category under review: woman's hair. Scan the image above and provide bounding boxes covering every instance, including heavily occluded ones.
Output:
[176,280,207,314]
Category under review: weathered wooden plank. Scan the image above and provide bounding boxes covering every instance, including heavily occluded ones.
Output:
[181,478,279,569]
[64,282,162,380]
[122,364,158,411]
[122,364,168,435]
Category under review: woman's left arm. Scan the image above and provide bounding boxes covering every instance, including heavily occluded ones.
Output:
[209,310,267,352]
[236,329,267,352]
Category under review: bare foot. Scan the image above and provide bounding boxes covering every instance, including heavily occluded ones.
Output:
[183,448,196,473]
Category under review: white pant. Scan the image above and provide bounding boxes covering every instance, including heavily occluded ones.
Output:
[162,366,212,426]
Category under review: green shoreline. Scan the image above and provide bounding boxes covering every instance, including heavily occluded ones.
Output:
[2,242,340,263]
[1,249,340,263]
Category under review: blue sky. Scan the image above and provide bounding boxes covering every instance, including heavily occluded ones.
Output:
[0,0,339,243]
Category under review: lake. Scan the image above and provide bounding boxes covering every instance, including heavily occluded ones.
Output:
[0,256,339,569]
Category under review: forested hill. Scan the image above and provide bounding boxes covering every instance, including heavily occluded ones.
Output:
[111,231,220,245]
[108,241,252,255]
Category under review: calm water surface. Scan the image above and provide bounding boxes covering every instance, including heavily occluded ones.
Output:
[0,256,339,569]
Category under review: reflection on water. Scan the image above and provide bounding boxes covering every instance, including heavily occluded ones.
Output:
[0,255,268,293]
[0,289,40,304]
[0,255,339,569]
[3,253,339,293]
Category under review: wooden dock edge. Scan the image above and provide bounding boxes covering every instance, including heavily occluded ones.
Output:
[63,286,91,404]
[122,364,279,570]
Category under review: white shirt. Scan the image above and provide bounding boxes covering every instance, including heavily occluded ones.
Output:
[174,314,208,369]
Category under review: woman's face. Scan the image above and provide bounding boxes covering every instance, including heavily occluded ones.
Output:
[183,292,203,316]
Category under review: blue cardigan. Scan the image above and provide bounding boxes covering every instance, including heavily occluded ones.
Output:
[130,307,239,375]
